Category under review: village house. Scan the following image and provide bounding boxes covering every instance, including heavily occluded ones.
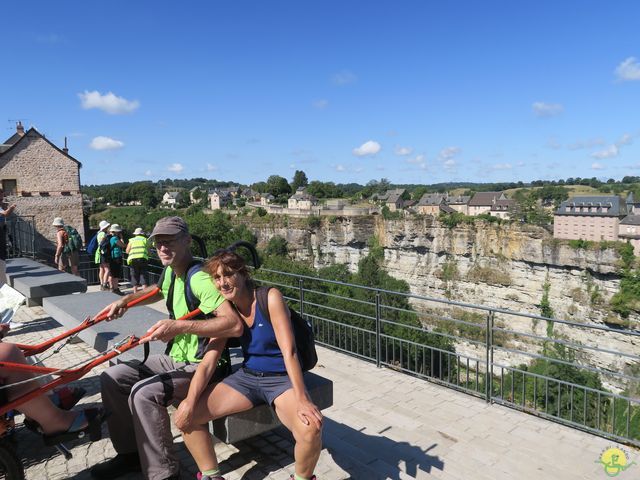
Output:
[260,193,275,206]
[468,191,512,217]
[553,195,628,242]
[415,193,470,215]
[288,187,317,210]
[0,122,84,247]
[208,189,232,210]
[161,191,182,208]
[377,188,406,212]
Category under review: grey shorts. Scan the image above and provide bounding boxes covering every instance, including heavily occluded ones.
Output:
[222,367,292,407]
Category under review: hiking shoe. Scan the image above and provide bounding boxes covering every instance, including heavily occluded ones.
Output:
[111,288,123,295]
[90,452,141,479]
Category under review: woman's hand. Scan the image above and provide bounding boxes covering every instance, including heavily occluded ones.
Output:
[174,398,195,432]
[296,397,323,430]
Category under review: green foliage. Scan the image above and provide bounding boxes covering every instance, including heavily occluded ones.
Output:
[439,212,472,228]
[367,236,384,261]
[306,216,322,229]
[568,239,593,250]
[381,205,402,219]
[264,236,288,257]
[254,207,268,217]
[291,170,309,191]
[266,175,292,197]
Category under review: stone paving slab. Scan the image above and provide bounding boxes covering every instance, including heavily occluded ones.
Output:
[6,258,87,306]
[3,303,638,479]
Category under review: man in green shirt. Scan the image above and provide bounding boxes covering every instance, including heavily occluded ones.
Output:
[91,216,242,480]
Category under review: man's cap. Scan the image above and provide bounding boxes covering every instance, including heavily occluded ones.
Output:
[149,216,189,239]
[109,223,123,233]
[98,220,110,231]
[133,227,145,235]
[52,217,64,227]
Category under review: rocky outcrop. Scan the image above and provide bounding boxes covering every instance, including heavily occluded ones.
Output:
[242,215,638,390]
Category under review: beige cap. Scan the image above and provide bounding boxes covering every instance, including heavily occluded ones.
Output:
[52,217,64,227]
[149,216,189,239]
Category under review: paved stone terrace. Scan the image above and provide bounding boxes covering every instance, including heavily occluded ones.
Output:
[3,303,638,479]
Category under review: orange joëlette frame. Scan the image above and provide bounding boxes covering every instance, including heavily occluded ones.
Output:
[0,287,202,417]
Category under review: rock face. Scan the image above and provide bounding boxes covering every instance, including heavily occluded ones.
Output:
[243,215,638,390]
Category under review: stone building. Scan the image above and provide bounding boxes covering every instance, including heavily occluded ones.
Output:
[0,123,84,248]
[553,195,627,242]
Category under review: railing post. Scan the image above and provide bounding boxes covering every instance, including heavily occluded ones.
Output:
[486,310,494,403]
[298,278,304,317]
[375,291,381,368]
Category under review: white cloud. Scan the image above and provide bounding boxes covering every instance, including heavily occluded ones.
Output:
[395,146,413,156]
[443,159,456,171]
[516,161,526,167]
[406,154,425,164]
[336,164,346,172]
[352,140,381,157]
[591,145,619,159]
[616,133,634,147]
[439,146,461,160]
[354,166,363,173]
[592,163,605,170]
[78,90,140,115]
[532,102,564,117]
[167,163,184,173]
[331,70,357,85]
[568,138,605,150]
[615,57,640,81]
[312,99,328,109]
[144,170,152,176]
[89,136,124,150]
[206,163,218,172]
[492,163,512,170]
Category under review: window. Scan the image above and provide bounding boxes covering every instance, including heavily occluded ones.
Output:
[1,179,17,196]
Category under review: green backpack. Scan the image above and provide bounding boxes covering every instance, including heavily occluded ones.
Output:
[63,226,83,253]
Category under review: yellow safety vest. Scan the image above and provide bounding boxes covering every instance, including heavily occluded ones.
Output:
[127,235,148,264]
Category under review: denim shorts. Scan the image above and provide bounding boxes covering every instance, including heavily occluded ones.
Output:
[222,367,292,406]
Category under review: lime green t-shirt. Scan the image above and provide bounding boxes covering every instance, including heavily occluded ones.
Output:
[160,266,225,362]
[94,231,106,264]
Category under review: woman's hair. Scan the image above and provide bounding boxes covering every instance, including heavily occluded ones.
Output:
[203,250,253,285]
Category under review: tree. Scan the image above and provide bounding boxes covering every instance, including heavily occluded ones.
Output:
[291,170,309,191]
[266,175,292,197]
[264,236,289,257]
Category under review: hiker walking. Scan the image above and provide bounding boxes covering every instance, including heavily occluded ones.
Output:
[126,227,149,293]
[53,217,81,276]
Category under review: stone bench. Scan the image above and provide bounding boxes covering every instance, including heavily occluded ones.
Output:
[42,291,167,362]
[211,370,333,444]
[42,291,334,443]
[6,258,87,307]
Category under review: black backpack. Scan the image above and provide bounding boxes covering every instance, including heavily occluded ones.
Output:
[255,286,318,371]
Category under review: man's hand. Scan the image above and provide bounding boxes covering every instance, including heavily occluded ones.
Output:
[139,319,185,343]
[95,298,128,322]
[174,398,195,432]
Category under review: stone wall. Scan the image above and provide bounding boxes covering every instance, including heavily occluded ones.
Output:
[0,131,84,247]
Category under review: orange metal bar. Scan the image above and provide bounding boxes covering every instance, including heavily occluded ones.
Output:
[0,305,202,416]
[16,287,161,356]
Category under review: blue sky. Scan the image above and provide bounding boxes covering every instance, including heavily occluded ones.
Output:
[2,1,640,186]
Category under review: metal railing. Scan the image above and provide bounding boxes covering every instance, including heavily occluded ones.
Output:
[6,215,36,259]
[70,258,640,447]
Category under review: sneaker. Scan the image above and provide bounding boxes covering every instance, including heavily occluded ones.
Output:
[198,473,225,480]
[111,288,123,295]
[90,452,141,479]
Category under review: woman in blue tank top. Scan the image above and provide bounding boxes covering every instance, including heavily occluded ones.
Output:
[173,250,322,480]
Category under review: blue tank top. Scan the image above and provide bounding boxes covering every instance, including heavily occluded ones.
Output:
[240,302,286,373]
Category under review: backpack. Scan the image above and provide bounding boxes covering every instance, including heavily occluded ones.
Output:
[98,233,112,261]
[63,226,82,254]
[157,261,232,378]
[86,232,99,255]
[109,236,123,260]
[255,286,318,371]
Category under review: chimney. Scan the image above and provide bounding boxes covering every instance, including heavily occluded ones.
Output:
[63,137,69,154]
[16,121,25,136]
